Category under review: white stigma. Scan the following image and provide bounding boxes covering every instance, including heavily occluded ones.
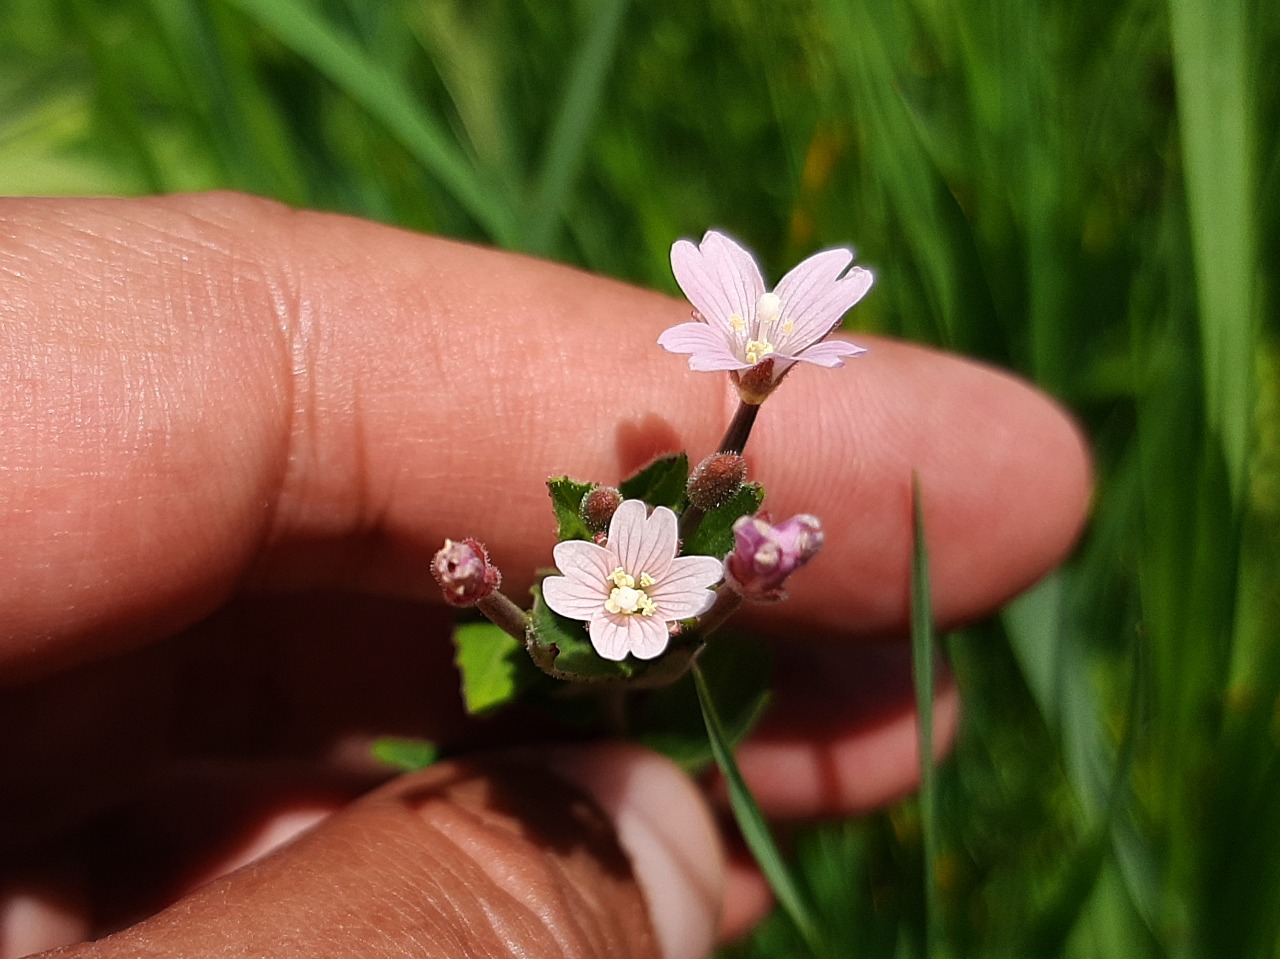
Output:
[756,292,781,327]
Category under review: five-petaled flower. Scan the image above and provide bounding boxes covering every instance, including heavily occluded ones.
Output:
[542,499,724,661]
[658,230,872,401]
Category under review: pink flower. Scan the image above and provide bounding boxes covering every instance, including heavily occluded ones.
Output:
[541,499,724,661]
[658,230,871,394]
[725,513,824,602]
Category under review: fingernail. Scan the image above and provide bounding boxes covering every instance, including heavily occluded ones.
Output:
[542,743,724,959]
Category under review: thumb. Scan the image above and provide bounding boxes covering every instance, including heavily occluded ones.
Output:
[42,745,723,959]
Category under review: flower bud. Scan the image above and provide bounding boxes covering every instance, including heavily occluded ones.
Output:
[724,513,824,602]
[580,485,622,533]
[687,452,747,510]
[432,538,501,607]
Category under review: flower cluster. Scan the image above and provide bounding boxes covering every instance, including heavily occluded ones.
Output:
[433,228,867,671]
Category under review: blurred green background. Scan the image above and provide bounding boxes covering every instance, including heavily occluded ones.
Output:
[2,0,1276,955]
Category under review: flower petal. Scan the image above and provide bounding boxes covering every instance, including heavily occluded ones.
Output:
[783,339,868,368]
[541,574,605,619]
[589,615,631,661]
[605,499,648,573]
[626,613,673,660]
[671,231,764,335]
[634,505,680,578]
[773,249,873,352]
[609,501,679,578]
[588,613,669,661]
[657,322,749,371]
[649,554,723,619]
[551,538,615,586]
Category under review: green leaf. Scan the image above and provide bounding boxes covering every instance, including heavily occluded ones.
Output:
[684,482,764,557]
[909,473,941,959]
[523,0,631,254]
[528,583,636,681]
[638,633,771,771]
[370,737,438,772]
[693,661,826,958]
[454,620,536,715]
[618,453,689,510]
[547,476,596,542]
[217,0,517,245]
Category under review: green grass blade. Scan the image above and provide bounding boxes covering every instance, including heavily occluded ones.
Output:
[692,659,826,958]
[68,0,166,191]
[523,0,630,255]
[909,474,940,957]
[1167,0,1258,500]
[217,0,516,243]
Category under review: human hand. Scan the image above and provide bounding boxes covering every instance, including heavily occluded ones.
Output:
[0,194,1090,959]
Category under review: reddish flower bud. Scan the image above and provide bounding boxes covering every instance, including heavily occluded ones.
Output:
[432,538,501,607]
[724,514,823,602]
[580,485,623,533]
[687,452,748,510]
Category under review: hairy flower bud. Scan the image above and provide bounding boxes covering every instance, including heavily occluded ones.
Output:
[687,452,747,510]
[432,538,501,607]
[580,485,623,533]
[724,514,824,602]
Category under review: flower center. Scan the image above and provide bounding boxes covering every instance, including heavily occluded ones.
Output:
[753,292,793,343]
[744,338,774,364]
[605,567,657,616]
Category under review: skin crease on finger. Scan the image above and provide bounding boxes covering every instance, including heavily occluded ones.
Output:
[0,193,1091,682]
[25,758,666,959]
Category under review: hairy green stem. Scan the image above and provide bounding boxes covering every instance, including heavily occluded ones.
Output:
[475,591,530,641]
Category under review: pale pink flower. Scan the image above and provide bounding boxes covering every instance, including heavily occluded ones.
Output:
[658,230,871,388]
[542,499,724,661]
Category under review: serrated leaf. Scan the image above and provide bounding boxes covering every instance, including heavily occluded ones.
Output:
[454,620,535,714]
[371,737,439,772]
[528,583,636,681]
[619,453,689,509]
[684,482,764,557]
[547,475,596,541]
[638,633,772,771]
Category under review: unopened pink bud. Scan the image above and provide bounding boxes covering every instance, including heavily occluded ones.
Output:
[724,513,823,601]
[432,538,501,607]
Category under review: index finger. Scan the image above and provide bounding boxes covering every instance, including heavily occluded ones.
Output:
[0,193,1089,681]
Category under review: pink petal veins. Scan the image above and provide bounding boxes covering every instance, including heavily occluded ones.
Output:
[605,499,650,575]
[590,615,631,661]
[670,232,764,334]
[657,322,748,371]
[773,249,873,351]
[626,613,673,660]
[551,538,615,586]
[786,338,868,368]
[542,575,607,618]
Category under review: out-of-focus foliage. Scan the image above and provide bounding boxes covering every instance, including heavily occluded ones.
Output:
[2,0,1277,954]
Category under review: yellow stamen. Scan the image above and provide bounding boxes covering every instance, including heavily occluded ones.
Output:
[605,567,656,616]
[745,339,774,365]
